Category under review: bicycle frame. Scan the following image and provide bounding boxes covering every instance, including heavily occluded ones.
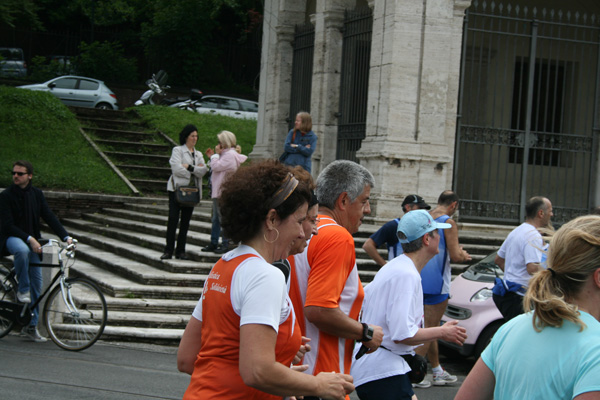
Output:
[1,239,75,326]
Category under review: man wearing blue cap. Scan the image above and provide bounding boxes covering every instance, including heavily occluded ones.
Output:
[350,210,467,400]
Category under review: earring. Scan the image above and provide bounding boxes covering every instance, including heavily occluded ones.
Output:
[263,228,280,244]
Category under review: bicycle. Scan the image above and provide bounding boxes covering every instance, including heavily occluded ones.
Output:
[0,239,107,351]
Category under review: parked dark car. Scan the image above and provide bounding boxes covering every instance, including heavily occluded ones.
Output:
[0,47,27,78]
[18,75,119,109]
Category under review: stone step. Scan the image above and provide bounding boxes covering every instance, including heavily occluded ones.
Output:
[63,221,219,269]
[95,139,171,154]
[103,151,171,166]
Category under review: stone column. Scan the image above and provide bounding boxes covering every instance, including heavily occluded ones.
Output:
[249,0,307,161]
[309,1,350,176]
[357,0,471,220]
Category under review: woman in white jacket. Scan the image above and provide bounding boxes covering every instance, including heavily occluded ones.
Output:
[202,130,247,253]
[161,124,207,260]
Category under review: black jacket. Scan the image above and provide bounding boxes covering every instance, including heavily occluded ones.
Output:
[0,184,69,256]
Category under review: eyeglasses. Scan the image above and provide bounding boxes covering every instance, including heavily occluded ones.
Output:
[12,171,27,176]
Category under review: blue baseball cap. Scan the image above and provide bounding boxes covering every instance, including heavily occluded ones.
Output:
[397,210,452,243]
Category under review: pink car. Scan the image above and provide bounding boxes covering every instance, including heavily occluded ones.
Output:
[440,251,504,358]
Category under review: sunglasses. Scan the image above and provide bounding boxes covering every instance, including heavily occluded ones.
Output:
[12,171,27,176]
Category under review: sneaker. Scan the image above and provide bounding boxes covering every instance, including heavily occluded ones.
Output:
[20,326,47,343]
[412,379,432,388]
[201,244,218,252]
[16,291,31,303]
[214,244,228,254]
[433,370,457,386]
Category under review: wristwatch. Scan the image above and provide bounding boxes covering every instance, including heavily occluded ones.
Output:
[360,322,374,342]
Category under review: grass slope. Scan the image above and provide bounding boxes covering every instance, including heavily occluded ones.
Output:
[0,87,257,194]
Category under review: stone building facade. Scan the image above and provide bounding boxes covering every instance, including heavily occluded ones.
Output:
[251,0,600,223]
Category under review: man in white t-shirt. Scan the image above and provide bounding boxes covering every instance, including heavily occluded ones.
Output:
[493,196,553,321]
[350,210,467,400]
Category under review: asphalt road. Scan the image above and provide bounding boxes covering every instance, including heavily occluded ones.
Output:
[0,332,475,400]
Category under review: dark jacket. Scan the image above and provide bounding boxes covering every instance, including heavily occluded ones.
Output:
[282,129,317,173]
[0,184,68,256]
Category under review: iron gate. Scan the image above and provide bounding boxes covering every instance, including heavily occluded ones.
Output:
[288,22,315,130]
[336,8,373,162]
[454,1,600,224]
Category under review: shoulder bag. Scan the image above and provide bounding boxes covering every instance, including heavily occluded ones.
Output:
[172,156,200,207]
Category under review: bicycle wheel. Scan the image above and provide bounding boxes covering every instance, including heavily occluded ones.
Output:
[0,269,17,338]
[43,278,107,351]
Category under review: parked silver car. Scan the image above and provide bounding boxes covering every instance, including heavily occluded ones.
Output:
[195,95,258,120]
[18,75,119,109]
[0,47,27,78]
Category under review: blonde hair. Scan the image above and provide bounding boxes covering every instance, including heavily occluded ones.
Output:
[524,215,600,332]
[296,111,312,133]
[217,130,237,149]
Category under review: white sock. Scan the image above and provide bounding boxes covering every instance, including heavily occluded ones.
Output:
[432,365,443,375]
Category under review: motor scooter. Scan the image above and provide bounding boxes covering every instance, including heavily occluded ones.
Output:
[135,70,204,110]
[134,70,170,106]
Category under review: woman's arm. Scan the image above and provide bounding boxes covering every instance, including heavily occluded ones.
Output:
[170,146,190,178]
[296,132,317,157]
[177,316,202,375]
[283,130,297,153]
[191,151,208,177]
[239,324,353,399]
[454,358,495,400]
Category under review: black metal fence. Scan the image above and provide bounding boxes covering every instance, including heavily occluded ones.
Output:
[288,22,315,130]
[453,0,600,224]
[336,8,373,162]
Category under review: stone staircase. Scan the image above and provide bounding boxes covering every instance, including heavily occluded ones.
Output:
[38,199,512,346]
[71,107,177,195]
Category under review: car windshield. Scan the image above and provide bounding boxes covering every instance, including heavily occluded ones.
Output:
[462,252,502,282]
[0,48,24,61]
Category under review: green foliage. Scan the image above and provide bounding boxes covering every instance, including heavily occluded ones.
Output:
[133,105,256,156]
[27,55,73,82]
[0,0,42,29]
[75,41,138,83]
[0,86,130,193]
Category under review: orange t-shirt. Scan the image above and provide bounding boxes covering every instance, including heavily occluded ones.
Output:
[294,216,365,375]
[184,253,302,400]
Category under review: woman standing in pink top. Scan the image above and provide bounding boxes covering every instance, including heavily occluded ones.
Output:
[202,130,247,254]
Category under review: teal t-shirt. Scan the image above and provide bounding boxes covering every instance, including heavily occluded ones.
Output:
[482,311,600,399]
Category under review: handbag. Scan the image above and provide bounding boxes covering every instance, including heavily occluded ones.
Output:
[172,173,200,208]
[401,353,428,383]
[278,151,289,163]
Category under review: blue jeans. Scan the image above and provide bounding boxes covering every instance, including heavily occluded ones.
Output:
[6,237,42,326]
[210,198,228,248]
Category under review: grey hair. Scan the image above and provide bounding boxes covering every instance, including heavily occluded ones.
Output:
[315,160,375,209]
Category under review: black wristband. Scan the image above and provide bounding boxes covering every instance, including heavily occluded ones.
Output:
[360,322,374,342]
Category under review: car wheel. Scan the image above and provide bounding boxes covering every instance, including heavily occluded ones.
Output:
[95,103,113,110]
[473,320,503,359]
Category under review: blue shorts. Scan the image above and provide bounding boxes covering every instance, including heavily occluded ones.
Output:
[356,374,414,400]
[423,293,449,305]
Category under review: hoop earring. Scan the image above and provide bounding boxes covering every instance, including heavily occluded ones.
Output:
[263,228,280,244]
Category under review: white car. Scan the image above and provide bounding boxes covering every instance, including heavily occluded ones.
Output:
[194,95,258,120]
[18,75,119,109]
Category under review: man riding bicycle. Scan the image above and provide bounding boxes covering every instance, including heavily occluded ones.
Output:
[0,160,73,342]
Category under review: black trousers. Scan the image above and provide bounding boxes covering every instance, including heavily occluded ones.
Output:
[493,291,524,322]
[164,191,194,254]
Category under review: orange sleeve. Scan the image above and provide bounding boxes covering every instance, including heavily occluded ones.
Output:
[304,225,355,308]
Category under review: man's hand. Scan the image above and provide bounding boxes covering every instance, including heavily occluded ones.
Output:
[314,372,354,400]
[364,324,384,353]
[293,336,311,365]
[28,237,42,254]
[440,320,467,345]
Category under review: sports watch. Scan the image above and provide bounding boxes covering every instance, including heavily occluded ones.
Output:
[360,322,374,342]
